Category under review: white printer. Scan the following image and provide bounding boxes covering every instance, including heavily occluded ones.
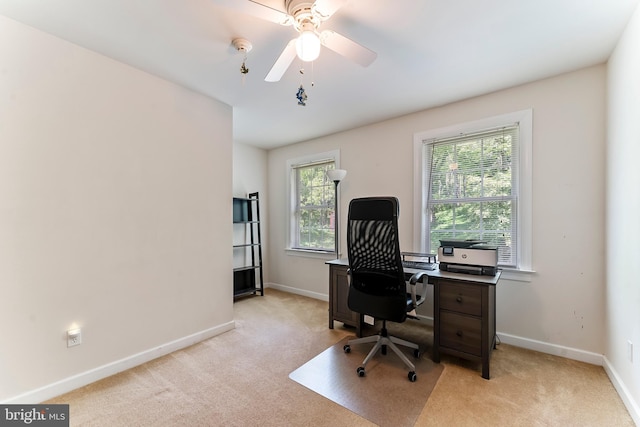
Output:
[438,240,498,276]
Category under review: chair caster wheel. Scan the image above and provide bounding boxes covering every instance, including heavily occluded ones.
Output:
[343,345,351,353]
[408,371,417,382]
[356,366,366,377]
[414,349,420,358]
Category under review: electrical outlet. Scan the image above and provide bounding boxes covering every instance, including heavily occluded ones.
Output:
[67,328,82,347]
[628,340,633,363]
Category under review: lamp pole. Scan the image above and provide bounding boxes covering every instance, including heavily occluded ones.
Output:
[327,169,347,259]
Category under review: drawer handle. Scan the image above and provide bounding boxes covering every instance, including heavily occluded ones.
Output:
[456,330,463,337]
[456,296,463,303]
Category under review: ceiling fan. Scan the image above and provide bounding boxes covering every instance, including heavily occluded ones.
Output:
[217,0,377,82]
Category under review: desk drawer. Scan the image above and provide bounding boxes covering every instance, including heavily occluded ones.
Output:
[439,311,482,356]
[439,281,482,316]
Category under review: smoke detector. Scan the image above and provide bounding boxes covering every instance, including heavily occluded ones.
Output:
[232,38,253,53]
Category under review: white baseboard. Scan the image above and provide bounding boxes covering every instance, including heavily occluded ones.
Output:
[3,321,235,404]
[266,282,328,302]
[602,356,640,426]
[497,332,604,365]
[414,314,434,326]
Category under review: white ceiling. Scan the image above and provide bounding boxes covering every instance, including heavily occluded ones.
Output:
[1,0,638,149]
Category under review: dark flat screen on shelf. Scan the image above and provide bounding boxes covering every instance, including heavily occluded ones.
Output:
[233,198,250,223]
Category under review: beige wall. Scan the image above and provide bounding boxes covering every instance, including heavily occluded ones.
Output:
[233,143,269,281]
[0,16,234,401]
[268,65,607,357]
[606,2,640,422]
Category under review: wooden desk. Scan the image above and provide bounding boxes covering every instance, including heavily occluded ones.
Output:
[327,260,364,337]
[326,258,501,379]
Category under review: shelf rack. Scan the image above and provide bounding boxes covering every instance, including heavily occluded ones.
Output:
[233,192,264,298]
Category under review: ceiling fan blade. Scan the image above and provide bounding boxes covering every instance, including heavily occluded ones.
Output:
[265,39,297,82]
[312,0,348,20]
[213,0,292,25]
[319,30,377,67]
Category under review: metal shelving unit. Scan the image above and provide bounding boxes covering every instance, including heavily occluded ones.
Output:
[232,192,264,298]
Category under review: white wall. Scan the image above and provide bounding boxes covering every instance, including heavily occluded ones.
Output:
[0,16,234,402]
[233,143,268,200]
[606,3,640,423]
[268,65,607,356]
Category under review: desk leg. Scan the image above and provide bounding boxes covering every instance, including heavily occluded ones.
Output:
[482,360,490,380]
[328,268,334,330]
[432,281,441,364]
[432,317,441,363]
[482,330,491,380]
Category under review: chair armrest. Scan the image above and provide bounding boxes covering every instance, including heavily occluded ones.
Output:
[408,271,428,311]
[409,271,427,285]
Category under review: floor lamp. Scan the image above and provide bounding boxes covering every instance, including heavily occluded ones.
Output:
[327,169,347,259]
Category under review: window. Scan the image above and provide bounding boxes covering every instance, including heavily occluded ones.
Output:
[426,125,519,266]
[414,110,532,276]
[287,150,340,254]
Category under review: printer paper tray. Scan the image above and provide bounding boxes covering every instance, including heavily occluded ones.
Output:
[439,262,497,276]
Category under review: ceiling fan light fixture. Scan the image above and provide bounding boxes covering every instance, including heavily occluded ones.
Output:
[296,30,321,62]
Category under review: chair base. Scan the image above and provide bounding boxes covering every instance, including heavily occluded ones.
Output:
[345,323,419,376]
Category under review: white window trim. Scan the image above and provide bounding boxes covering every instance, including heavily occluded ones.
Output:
[285,149,341,258]
[413,110,534,281]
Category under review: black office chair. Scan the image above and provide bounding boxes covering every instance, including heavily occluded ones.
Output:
[342,196,428,382]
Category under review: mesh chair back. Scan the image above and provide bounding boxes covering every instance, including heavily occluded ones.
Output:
[346,197,408,323]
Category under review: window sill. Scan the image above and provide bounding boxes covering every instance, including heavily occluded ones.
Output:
[499,267,535,282]
[285,248,338,260]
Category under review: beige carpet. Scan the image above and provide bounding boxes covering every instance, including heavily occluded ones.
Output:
[46,289,634,426]
[290,336,444,427]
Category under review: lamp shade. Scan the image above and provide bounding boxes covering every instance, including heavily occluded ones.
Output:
[327,169,347,182]
[296,30,321,62]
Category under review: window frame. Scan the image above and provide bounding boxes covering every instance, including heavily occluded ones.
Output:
[286,149,341,258]
[413,110,533,281]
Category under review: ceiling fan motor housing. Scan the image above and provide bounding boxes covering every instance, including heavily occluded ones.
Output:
[286,0,322,31]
